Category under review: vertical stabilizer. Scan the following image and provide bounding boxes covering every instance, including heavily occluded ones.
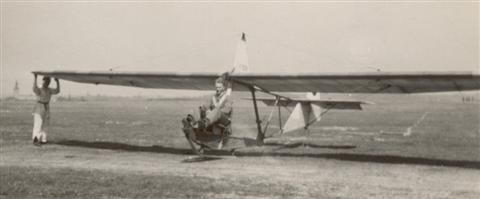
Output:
[233,32,249,73]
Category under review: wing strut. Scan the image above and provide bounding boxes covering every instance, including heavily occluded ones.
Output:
[262,97,280,135]
[278,103,283,133]
[249,87,265,145]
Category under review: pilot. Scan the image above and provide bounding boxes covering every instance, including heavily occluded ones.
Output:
[32,74,60,145]
[197,72,233,130]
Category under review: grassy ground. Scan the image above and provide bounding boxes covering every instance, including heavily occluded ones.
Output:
[0,166,298,199]
[1,93,479,198]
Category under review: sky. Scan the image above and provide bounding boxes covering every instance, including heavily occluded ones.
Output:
[1,1,479,96]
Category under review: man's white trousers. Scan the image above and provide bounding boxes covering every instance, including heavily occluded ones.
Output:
[32,113,48,142]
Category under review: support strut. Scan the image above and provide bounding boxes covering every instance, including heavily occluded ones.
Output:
[250,87,264,145]
[278,106,283,134]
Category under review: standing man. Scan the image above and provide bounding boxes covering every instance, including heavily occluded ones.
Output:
[32,74,60,145]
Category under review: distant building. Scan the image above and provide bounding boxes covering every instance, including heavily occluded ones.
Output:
[5,80,35,101]
[462,96,476,103]
[13,81,20,99]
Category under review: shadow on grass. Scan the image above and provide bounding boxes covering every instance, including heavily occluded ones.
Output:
[264,142,357,150]
[181,156,223,163]
[53,139,480,170]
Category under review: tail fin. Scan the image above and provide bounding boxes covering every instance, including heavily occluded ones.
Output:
[233,32,249,73]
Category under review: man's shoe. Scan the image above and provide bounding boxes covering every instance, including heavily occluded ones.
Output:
[40,141,47,145]
[199,106,207,119]
[33,137,41,146]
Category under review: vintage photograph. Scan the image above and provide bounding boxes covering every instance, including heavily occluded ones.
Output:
[1,1,479,198]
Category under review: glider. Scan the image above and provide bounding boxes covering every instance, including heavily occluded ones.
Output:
[33,33,480,155]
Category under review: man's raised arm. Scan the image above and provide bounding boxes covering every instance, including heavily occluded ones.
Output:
[53,78,60,94]
[217,82,232,108]
[32,74,40,94]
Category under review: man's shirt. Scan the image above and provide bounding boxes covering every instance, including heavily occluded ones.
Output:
[210,88,232,113]
[33,86,59,103]
[33,86,59,116]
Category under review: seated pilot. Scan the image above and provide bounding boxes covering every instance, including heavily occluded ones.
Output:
[184,73,233,132]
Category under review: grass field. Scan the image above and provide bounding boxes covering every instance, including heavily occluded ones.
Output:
[1,93,479,198]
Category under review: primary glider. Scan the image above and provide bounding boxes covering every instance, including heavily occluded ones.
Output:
[33,33,480,155]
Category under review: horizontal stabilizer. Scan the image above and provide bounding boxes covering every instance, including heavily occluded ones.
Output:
[244,97,369,110]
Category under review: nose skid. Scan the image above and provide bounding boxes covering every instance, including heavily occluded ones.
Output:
[182,117,203,156]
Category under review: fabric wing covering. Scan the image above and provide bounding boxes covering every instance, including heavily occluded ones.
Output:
[33,70,480,93]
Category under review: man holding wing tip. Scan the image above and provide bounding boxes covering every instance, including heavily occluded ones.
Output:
[32,74,60,145]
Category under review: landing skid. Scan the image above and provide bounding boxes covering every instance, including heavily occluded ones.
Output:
[182,156,222,163]
[182,123,204,156]
[186,134,203,156]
